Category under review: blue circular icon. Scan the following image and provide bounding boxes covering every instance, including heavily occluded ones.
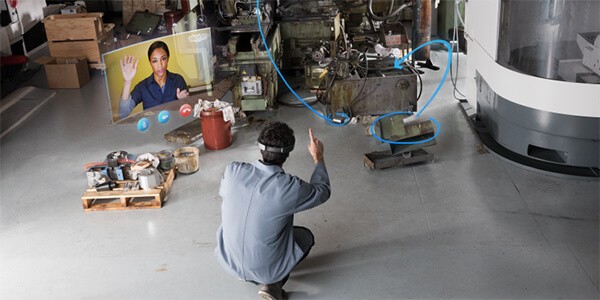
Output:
[158,110,170,124]
[137,117,150,132]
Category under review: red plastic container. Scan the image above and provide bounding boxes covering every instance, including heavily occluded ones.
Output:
[201,109,232,150]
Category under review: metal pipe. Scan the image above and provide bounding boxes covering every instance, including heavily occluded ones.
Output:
[412,0,431,61]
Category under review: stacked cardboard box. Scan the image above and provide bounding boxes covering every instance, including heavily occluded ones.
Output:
[42,13,116,69]
[122,0,166,26]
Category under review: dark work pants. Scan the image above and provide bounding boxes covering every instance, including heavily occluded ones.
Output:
[280,226,315,285]
[251,226,315,286]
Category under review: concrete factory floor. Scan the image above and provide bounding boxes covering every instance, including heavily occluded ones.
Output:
[1,50,598,299]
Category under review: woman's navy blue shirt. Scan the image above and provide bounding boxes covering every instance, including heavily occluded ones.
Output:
[131,71,187,110]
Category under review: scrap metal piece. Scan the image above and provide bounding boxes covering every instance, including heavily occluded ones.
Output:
[378,116,437,154]
[378,115,434,141]
[364,114,437,169]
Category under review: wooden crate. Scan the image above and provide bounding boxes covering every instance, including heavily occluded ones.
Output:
[42,13,105,42]
[81,169,175,212]
[47,23,116,68]
[48,37,115,64]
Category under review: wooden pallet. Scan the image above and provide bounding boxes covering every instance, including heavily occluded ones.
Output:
[81,169,175,211]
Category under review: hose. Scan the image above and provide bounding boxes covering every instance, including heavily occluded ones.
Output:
[368,0,410,21]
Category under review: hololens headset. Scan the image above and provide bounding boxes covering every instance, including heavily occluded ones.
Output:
[258,140,295,154]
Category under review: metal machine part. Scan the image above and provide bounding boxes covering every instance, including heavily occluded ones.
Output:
[216,0,276,33]
[107,167,125,181]
[278,0,338,20]
[304,64,328,91]
[325,66,418,116]
[278,4,342,93]
[239,64,263,96]
[138,167,163,191]
[280,16,339,71]
[86,168,111,188]
[217,25,281,111]
[311,47,326,63]
[94,181,116,192]
[106,150,128,168]
[466,0,600,174]
[341,1,415,54]
[241,76,263,96]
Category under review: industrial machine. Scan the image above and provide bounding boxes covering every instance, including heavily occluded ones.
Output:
[465,0,600,176]
[169,0,435,168]
[182,0,424,116]
[207,0,280,111]
[311,0,420,118]
[278,0,340,90]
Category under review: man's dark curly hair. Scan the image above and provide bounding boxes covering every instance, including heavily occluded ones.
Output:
[258,122,295,165]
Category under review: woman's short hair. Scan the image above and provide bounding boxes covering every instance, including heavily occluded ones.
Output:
[258,122,295,165]
[147,41,170,60]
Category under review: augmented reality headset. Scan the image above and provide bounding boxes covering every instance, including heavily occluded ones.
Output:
[258,141,295,154]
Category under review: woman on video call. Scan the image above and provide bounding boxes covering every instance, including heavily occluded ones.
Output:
[119,41,189,119]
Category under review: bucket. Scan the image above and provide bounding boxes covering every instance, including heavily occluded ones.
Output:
[173,147,200,174]
[157,150,175,170]
[201,109,232,150]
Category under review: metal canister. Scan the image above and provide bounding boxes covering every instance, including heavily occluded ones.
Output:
[157,150,175,171]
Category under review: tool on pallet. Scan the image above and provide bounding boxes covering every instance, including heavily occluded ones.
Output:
[138,168,163,191]
[85,150,177,192]
[122,181,139,192]
[131,153,165,190]
[95,181,115,192]
[86,150,134,190]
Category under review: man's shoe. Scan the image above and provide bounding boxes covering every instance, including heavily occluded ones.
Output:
[258,284,287,300]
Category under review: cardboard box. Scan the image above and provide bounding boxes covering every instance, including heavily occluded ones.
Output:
[36,56,90,89]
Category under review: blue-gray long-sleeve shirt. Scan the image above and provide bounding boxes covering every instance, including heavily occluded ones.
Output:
[215,160,331,284]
